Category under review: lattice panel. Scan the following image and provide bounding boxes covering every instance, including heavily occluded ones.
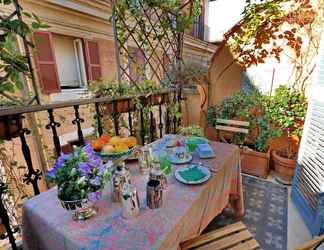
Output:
[112,0,192,86]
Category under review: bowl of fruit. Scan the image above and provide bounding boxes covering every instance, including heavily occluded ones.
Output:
[92,134,138,159]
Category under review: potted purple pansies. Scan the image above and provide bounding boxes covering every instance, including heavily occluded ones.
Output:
[47,144,111,220]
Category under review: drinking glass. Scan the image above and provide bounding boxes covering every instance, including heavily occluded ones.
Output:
[159,151,172,175]
[186,138,197,153]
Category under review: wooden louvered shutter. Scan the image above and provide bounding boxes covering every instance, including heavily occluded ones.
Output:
[34,31,60,94]
[292,31,324,236]
[83,40,102,82]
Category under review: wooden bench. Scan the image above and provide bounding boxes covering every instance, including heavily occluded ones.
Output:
[215,119,250,143]
[295,235,324,250]
[180,222,260,250]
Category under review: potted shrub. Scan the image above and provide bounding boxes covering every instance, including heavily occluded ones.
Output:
[207,91,280,178]
[267,85,308,184]
[178,125,204,137]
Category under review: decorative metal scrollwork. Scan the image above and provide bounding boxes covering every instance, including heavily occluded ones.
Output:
[45,109,62,156]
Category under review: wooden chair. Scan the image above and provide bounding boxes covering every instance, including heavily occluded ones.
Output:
[215,119,250,144]
[180,222,260,250]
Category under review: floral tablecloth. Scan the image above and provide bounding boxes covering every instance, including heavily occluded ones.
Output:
[22,141,243,250]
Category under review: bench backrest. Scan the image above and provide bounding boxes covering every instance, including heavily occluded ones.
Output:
[215,119,250,134]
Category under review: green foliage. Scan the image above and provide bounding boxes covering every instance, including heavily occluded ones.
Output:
[89,79,167,99]
[162,60,209,87]
[267,85,308,137]
[48,146,110,201]
[226,0,315,68]
[0,0,49,105]
[207,90,280,152]
[178,125,203,137]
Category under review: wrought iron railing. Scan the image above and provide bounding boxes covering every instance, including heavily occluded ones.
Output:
[0,88,182,249]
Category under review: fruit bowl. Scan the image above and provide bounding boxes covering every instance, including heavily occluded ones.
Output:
[92,135,138,159]
[96,148,134,159]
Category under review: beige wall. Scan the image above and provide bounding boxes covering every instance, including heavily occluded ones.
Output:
[208,45,242,106]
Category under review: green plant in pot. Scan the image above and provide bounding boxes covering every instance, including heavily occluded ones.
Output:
[178,125,203,137]
[207,90,280,178]
[267,85,308,184]
[89,80,171,144]
[46,144,111,220]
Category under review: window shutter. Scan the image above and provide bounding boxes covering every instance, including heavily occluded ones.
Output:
[34,31,61,94]
[292,31,324,235]
[83,40,102,82]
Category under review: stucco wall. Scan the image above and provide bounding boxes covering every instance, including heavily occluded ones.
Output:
[208,45,242,106]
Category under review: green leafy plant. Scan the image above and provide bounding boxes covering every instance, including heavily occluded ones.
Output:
[47,144,111,201]
[89,79,167,98]
[178,125,203,137]
[267,85,308,158]
[0,0,49,105]
[207,90,280,152]
[89,80,181,144]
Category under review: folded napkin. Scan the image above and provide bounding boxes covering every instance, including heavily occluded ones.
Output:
[178,166,206,182]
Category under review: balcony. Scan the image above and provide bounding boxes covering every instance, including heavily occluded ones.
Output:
[0,0,322,250]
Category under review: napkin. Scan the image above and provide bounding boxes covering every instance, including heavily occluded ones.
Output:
[178,166,206,182]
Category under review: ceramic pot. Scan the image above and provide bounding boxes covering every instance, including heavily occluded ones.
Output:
[241,148,270,178]
[272,150,296,185]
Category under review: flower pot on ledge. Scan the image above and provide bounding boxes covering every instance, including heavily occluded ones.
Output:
[105,99,131,114]
[240,147,270,178]
[0,117,21,140]
[272,150,296,185]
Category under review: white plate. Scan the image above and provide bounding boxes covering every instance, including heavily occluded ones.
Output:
[174,164,211,185]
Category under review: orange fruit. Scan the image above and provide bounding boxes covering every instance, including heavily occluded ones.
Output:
[100,134,111,143]
[114,142,129,153]
[92,139,105,152]
[122,136,138,148]
[102,144,115,153]
[110,136,122,145]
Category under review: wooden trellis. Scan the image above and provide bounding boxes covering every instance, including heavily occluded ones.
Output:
[111,0,197,86]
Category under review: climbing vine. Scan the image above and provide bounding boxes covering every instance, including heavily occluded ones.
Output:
[112,0,201,85]
[223,0,316,79]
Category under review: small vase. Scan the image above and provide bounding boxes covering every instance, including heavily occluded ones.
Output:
[59,194,100,221]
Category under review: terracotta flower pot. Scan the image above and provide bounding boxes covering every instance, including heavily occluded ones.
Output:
[105,99,132,114]
[241,148,270,178]
[0,117,21,140]
[0,222,6,236]
[272,150,296,185]
[150,93,167,105]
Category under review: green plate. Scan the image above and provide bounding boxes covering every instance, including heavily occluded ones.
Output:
[186,136,209,145]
